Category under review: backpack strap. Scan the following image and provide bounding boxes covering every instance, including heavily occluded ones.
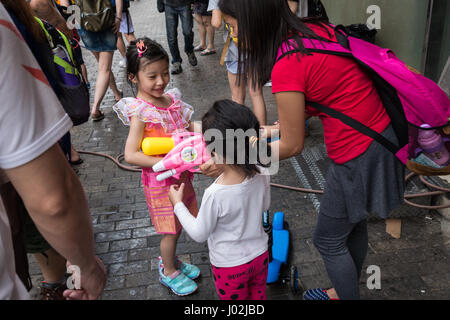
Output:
[307,101,401,154]
[275,34,401,155]
[34,17,79,76]
[55,27,76,66]
[34,17,54,48]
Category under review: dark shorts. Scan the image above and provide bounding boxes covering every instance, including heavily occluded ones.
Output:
[78,28,117,52]
[193,2,212,16]
[20,199,51,254]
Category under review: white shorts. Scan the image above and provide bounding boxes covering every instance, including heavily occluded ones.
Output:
[119,11,135,34]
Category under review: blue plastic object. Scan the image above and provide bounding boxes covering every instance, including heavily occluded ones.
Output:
[266,212,290,284]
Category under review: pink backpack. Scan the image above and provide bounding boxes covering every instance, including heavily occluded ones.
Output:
[277,25,450,176]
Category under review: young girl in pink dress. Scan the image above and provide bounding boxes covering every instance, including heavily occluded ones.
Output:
[113,38,200,296]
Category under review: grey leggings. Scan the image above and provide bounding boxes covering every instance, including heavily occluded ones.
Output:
[312,212,368,300]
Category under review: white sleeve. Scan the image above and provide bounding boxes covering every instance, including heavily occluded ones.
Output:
[207,0,219,11]
[257,167,271,211]
[173,191,219,243]
[0,5,72,170]
[263,173,271,212]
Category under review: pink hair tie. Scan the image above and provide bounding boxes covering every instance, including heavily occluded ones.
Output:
[137,40,147,58]
[72,38,80,49]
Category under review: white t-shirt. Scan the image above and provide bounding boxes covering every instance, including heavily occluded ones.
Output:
[0,4,72,299]
[174,168,270,268]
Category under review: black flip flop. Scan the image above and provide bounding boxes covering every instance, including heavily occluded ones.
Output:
[200,48,216,56]
[92,111,105,122]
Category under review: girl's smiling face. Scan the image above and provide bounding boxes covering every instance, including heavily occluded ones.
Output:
[133,58,170,99]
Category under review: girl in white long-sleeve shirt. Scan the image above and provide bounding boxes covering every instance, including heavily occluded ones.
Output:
[168,100,271,300]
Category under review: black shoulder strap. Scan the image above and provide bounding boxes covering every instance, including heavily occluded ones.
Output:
[307,101,400,154]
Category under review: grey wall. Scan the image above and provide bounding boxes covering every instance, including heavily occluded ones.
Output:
[321,0,429,71]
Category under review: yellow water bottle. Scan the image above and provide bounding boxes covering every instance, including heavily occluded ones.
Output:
[141,137,175,156]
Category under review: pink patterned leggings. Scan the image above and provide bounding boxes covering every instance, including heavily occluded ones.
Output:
[211,251,269,300]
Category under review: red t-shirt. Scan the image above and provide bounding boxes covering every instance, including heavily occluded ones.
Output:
[271,24,390,164]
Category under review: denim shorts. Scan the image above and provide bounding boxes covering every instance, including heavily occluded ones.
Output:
[225,60,246,75]
[225,41,242,74]
[78,28,117,52]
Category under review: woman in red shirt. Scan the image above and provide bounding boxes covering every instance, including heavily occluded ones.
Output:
[217,0,405,300]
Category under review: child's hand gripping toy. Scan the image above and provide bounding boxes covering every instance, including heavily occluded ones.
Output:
[146,132,211,181]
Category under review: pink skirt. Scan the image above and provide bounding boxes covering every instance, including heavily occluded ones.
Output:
[142,168,198,234]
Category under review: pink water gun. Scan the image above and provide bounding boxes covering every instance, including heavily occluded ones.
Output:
[152,132,211,181]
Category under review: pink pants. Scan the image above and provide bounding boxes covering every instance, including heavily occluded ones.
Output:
[211,251,269,300]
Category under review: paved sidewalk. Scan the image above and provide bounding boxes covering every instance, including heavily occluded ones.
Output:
[28,1,450,300]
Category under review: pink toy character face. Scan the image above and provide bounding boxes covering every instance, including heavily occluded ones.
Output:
[134,59,170,98]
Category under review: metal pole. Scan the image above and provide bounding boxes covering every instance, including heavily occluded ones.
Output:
[421,0,434,74]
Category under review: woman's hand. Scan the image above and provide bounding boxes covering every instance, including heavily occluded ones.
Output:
[260,123,280,139]
[113,0,123,34]
[113,17,121,34]
[63,256,107,300]
[199,158,223,178]
[273,91,307,160]
[169,183,185,206]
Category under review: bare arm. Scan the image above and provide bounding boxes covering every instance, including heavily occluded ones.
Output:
[115,0,124,18]
[124,116,163,168]
[29,0,74,39]
[188,121,203,133]
[5,144,105,299]
[113,0,123,34]
[287,0,299,14]
[211,9,222,29]
[270,91,307,160]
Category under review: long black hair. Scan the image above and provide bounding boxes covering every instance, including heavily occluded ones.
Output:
[202,100,271,178]
[218,0,330,88]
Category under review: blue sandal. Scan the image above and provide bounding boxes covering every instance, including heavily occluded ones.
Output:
[158,257,200,280]
[176,257,201,280]
[159,268,198,296]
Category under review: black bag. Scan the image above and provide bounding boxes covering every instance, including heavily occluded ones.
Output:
[157,0,165,13]
[0,183,32,292]
[308,0,328,20]
[75,0,115,32]
[343,24,377,44]
[36,18,90,126]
